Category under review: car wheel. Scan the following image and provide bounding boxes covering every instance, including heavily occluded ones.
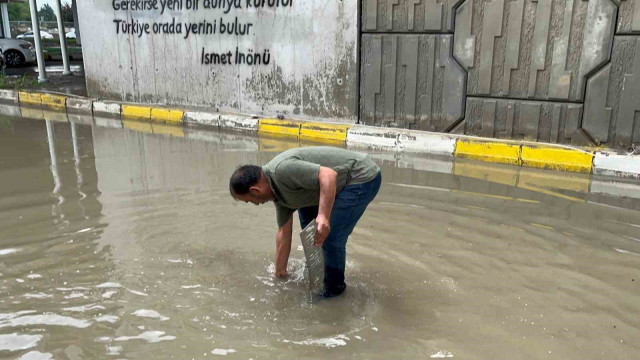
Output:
[4,50,25,67]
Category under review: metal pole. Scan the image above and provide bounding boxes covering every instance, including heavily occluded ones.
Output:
[28,0,47,83]
[54,0,71,75]
[1,4,11,38]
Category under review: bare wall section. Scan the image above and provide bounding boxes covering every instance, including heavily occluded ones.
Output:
[77,0,358,122]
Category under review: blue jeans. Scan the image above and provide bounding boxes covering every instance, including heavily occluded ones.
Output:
[298,172,382,292]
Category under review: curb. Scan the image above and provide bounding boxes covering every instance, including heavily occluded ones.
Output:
[5,90,640,179]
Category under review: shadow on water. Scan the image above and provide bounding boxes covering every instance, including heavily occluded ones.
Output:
[1,109,640,359]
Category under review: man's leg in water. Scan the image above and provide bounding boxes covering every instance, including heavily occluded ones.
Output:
[298,173,382,297]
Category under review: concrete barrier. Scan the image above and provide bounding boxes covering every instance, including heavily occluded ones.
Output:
[300,122,351,143]
[184,111,219,127]
[521,145,594,174]
[593,152,640,179]
[67,98,94,114]
[19,92,42,106]
[93,101,122,116]
[40,94,67,111]
[122,105,152,119]
[220,115,258,132]
[398,130,456,156]
[346,126,403,150]
[9,89,640,180]
[258,118,302,137]
[454,140,521,165]
[0,90,19,103]
[151,108,184,124]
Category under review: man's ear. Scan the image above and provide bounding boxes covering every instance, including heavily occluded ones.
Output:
[249,185,261,195]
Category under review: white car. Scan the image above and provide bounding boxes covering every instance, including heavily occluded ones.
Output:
[17,31,54,40]
[66,28,76,39]
[0,37,36,66]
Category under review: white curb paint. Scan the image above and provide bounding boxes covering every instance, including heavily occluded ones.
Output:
[66,98,93,114]
[0,89,19,103]
[219,114,258,131]
[398,130,456,156]
[93,101,121,116]
[347,125,455,156]
[593,152,640,179]
[346,125,403,150]
[183,111,219,127]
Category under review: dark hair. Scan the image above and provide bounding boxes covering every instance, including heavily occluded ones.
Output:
[229,165,262,196]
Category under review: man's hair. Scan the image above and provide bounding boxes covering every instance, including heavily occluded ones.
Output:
[229,165,262,196]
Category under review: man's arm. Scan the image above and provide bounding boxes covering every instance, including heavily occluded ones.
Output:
[315,166,338,247]
[274,216,293,277]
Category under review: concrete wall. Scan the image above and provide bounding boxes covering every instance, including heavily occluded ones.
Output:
[77,0,358,122]
[360,0,639,149]
[78,0,640,149]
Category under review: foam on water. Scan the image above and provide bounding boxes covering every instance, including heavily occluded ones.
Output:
[17,351,53,360]
[132,309,169,321]
[63,304,106,312]
[113,331,176,343]
[0,314,91,328]
[23,293,53,299]
[95,315,119,323]
[0,248,21,256]
[95,282,123,288]
[0,333,42,351]
[211,348,237,355]
[430,351,454,358]
[282,334,349,348]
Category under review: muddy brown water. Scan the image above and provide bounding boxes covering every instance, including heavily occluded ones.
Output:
[1,117,640,359]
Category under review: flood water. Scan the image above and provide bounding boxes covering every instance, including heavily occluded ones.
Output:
[1,115,640,359]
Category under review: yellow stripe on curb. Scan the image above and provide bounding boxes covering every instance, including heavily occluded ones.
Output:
[521,146,593,173]
[122,105,152,119]
[40,94,67,110]
[123,119,153,133]
[258,118,302,138]
[151,108,184,124]
[455,140,521,165]
[300,122,351,143]
[19,91,42,105]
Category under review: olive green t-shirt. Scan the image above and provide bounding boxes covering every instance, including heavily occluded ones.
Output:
[262,147,380,227]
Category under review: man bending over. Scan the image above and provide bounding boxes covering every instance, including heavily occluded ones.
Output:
[229,146,381,297]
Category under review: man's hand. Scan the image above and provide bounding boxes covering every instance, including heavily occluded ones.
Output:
[275,217,293,277]
[315,215,330,247]
[274,269,289,277]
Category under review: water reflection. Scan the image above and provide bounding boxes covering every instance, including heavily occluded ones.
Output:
[0,117,114,358]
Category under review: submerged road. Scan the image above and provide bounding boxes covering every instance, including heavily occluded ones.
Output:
[1,114,639,359]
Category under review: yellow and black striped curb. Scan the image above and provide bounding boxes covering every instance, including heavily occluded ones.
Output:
[2,89,639,179]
